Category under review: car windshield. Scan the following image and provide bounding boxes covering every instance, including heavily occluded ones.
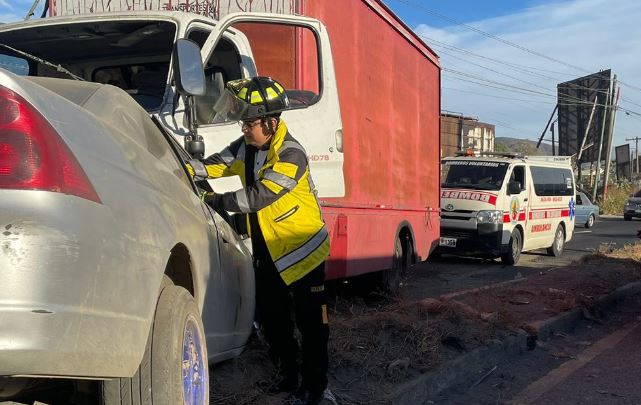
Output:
[441,160,509,191]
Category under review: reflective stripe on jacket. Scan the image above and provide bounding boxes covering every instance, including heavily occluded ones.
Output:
[193,121,329,285]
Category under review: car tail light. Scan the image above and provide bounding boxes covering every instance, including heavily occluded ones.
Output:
[0,84,101,203]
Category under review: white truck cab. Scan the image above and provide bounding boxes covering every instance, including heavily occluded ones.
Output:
[438,151,576,265]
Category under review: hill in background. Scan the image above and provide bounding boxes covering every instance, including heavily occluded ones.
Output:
[495,137,554,156]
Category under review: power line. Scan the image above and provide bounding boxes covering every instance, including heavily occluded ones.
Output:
[442,86,555,105]
[421,35,568,82]
[422,33,637,108]
[393,0,592,73]
[392,0,641,95]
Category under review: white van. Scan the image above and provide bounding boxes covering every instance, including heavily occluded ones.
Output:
[438,152,576,265]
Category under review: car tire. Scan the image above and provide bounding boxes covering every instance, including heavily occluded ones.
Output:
[101,282,209,405]
[624,214,632,221]
[585,214,595,228]
[501,229,522,265]
[546,225,565,257]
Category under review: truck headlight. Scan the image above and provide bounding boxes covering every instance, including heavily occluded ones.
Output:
[626,201,634,208]
[477,210,503,224]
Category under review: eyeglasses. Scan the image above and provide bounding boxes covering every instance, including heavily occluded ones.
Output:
[239,120,261,130]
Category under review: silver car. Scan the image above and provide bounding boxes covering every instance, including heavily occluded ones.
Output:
[0,70,255,403]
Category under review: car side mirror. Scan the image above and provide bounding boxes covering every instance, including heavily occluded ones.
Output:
[508,181,521,195]
[172,39,206,159]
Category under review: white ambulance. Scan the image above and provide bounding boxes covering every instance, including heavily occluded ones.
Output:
[438,152,576,265]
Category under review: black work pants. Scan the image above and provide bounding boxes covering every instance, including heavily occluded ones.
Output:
[254,254,329,395]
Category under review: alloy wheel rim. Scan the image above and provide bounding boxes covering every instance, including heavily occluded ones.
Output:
[182,315,208,404]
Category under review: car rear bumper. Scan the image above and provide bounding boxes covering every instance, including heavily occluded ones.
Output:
[0,191,163,378]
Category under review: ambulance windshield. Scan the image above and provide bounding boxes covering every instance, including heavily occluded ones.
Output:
[441,160,509,191]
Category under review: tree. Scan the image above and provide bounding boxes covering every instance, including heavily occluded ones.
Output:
[494,142,511,153]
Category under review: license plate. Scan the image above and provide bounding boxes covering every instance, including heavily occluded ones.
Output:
[439,237,457,247]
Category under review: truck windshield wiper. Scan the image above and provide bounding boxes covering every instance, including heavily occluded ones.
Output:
[0,43,84,81]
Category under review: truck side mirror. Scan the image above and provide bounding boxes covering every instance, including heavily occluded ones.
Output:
[172,39,206,159]
[172,39,206,97]
[508,181,521,195]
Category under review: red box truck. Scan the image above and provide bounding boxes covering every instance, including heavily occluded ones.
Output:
[45,0,442,286]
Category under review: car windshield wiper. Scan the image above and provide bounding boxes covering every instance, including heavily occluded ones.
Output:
[443,183,483,190]
[0,43,84,81]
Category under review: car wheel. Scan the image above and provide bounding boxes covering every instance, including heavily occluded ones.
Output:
[546,225,565,257]
[624,214,632,221]
[585,214,595,228]
[102,282,209,405]
[501,229,522,265]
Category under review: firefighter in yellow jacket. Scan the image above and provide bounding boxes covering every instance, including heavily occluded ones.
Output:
[187,77,330,405]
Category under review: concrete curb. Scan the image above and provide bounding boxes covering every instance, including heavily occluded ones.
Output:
[385,280,641,404]
[524,281,641,343]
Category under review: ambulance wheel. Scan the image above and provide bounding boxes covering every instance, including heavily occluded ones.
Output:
[501,229,522,265]
[547,225,565,257]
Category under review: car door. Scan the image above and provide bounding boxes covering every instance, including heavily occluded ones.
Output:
[198,12,345,198]
[574,192,588,224]
[162,125,255,353]
[200,202,255,351]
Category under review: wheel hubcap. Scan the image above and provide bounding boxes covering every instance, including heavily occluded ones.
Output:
[182,315,208,404]
[556,230,563,251]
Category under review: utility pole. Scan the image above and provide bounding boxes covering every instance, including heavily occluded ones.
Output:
[577,97,598,183]
[603,77,619,199]
[626,137,641,174]
[25,0,41,20]
[550,120,557,156]
[593,78,613,203]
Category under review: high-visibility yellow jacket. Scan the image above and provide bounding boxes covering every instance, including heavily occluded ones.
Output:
[189,121,329,285]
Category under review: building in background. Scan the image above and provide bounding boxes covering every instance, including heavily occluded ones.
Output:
[440,112,495,157]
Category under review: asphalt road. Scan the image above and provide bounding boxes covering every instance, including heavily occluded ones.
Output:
[403,216,641,301]
[433,294,641,405]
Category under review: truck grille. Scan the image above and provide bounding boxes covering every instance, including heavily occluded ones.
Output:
[441,229,476,239]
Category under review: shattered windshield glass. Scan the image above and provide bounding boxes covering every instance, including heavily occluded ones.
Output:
[441,160,509,191]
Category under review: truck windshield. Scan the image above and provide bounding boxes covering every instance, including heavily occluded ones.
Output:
[441,160,509,191]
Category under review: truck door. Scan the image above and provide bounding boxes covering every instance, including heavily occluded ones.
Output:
[198,13,345,197]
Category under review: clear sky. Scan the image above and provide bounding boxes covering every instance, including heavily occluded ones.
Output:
[2,0,640,151]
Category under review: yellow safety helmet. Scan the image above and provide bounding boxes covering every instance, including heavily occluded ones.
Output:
[225,76,290,120]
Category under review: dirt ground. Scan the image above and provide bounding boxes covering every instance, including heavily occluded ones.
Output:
[210,243,641,405]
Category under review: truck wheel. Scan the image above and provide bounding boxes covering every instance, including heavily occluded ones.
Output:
[501,229,522,265]
[624,214,632,221]
[547,225,565,257]
[382,235,406,296]
[585,214,595,228]
[101,284,209,405]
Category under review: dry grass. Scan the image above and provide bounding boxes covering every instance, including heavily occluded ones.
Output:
[599,184,634,215]
[600,242,641,261]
